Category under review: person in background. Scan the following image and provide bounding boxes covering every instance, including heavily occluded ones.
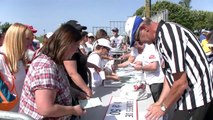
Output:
[87,38,120,88]
[94,29,114,66]
[95,29,108,40]
[19,24,86,120]
[86,33,95,54]
[199,29,209,42]
[25,25,39,50]
[116,40,142,68]
[201,31,211,55]
[0,23,33,111]
[136,17,212,120]
[25,25,39,64]
[40,32,53,48]
[79,31,90,56]
[132,42,164,102]
[110,27,123,49]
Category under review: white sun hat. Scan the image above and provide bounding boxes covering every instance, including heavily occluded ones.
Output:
[88,33,94,37]
[94,38,112,49]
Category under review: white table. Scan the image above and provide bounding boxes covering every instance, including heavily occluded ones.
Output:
[80,84,154,120]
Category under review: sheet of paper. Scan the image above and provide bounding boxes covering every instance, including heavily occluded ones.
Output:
[103,80,124,87]
[79,97,102,109]
[104,97,138,120]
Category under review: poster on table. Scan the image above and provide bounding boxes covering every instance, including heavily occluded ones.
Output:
[104,97,138,120]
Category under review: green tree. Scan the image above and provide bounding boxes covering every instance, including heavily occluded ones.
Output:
[134,1,213,31]
[178,0,192,9]
[0,22,11,33]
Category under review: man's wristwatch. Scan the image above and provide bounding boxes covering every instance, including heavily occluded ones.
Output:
[160,103,167,112]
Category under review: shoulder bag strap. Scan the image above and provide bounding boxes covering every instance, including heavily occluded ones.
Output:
[0,52,16,92]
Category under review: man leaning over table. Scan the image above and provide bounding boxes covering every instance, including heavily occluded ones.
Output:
[134,17,212,120]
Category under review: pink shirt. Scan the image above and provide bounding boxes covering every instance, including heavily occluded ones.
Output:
[19,54,72,120]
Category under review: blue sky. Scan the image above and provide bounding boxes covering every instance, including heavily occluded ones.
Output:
[0,0,212,36]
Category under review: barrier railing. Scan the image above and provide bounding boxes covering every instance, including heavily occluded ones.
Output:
[0,111,34,120]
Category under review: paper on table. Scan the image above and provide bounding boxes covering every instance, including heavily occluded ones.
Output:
[79,97,103,109]
[99,71,106,80]
[103,80,124,87]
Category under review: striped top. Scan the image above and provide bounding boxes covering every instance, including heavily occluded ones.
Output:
[155,20,213,110]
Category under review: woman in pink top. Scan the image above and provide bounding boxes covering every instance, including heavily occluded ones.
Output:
[19,23,86,120]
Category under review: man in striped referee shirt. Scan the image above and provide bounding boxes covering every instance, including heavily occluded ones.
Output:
[135,18,213,120]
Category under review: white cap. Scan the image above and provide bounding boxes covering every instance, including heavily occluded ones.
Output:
[94,38,111,49]
[88,33,94,37]
[125,16,144,47]
[46,32,53,39]
[201,29,210,33]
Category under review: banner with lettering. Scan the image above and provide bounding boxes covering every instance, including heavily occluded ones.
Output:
[104,97,138,120]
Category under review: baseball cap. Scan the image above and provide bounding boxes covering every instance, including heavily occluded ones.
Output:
[112,27,119,32]
[94,38,112,50]
[66,20,87,31]
[88,33,94,38]
[125,16,144,47]
[25,25,37,33]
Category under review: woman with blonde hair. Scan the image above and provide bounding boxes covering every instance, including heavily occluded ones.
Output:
[0,23,33,111]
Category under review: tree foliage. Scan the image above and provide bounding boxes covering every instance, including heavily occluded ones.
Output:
[134,1,213,31]
[0,22,11,33]
[179,0,192,9]
[0,22,44,41]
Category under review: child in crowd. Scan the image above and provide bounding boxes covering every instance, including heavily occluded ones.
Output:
[87,38,120,88]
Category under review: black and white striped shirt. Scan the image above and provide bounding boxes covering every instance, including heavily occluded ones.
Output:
[155,20,213,110]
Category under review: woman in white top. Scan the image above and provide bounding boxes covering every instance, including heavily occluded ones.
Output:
[0,23,33,111]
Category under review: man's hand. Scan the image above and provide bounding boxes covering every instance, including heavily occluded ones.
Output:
[145,103,165,120]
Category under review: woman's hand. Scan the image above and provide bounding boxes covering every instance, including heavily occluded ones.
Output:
[72,105,86,116]
[85,89,93,99]
[95,66,101,72]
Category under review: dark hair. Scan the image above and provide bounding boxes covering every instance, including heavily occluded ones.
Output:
[40,24,82,64]
[95,29,108,40]
[81,31,88,37]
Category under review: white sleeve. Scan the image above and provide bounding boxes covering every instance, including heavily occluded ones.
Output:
[87,53,102,68]
[130,47,138,57]
[145,44,160,63]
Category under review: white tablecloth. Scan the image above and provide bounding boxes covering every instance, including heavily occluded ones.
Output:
[80,84,154,120]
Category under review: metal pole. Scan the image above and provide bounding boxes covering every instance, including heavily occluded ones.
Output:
[145,0,151,18]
